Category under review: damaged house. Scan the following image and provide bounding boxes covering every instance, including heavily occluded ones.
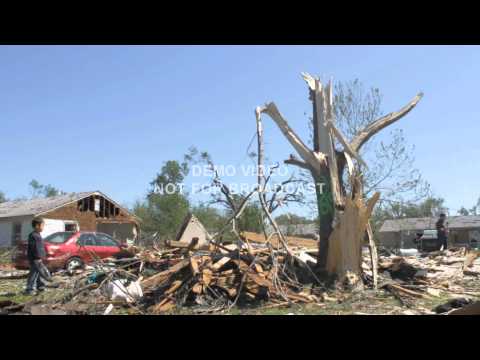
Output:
[0,191,139,247]
[378,215,480,249]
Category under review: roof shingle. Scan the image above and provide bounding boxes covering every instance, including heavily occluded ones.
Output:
[0,192,95,218]
[379,215,480,232]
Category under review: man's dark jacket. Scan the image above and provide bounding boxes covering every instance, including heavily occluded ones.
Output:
[27,231,46,261]
[436,219,447,240]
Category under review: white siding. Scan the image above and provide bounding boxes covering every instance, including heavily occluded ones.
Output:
[41,219,66,238]
[0,221,12,247]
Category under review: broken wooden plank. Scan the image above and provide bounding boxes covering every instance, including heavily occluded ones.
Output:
[385,283,427,298]
[210,257,231,271]
[201,269,213,286]
[152,298,176,314]
[164,280,183,295]
[192,283,203,294]
[141,258,190,289]
[254,263,264,274]
[166,240,209,250]
[464,251,479,268]
[190,257,200,275]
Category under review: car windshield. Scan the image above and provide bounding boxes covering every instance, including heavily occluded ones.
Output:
[44,232,75,244]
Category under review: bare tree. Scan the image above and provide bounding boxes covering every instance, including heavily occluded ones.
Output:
[300,79,429,209]
[256,72,422,286]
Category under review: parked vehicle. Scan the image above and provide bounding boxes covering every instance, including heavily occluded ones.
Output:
[413,230,442,252]
[13,231,127,271]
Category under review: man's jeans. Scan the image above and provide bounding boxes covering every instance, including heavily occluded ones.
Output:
[439,236,448,250]
[26,259,51,292]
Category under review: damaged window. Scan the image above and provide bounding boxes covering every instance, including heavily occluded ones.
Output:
[77,196,121,219]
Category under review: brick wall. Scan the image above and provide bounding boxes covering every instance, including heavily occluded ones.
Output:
[43,201,136,232]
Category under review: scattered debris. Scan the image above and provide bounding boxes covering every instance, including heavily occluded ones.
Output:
[0,270,29,280]
[1,241,478,315]
[104,279,143,303]
[368,248,480,312]
[29,304,67,316]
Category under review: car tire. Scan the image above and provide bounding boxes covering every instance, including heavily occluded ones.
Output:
[65,257,84,272]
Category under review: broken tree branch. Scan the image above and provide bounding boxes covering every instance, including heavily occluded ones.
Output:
[260,104,323,173]
[327,120,367,168]
[350,93,424,152]
[256,107,294,257]
[210,187,258,242]
[284,155,311,170]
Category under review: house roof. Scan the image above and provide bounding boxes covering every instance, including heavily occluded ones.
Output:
[277,223,318,235]
[176,213,211,241]
[379,216,480,232]
[0,191,137,220]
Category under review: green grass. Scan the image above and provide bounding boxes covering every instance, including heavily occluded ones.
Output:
[0,248,14,266]
[0,277,70,307]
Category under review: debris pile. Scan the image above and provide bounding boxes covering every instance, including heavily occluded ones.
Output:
[138,241,324,314]
[1,242,478,315]
[363,247,480,310]
[1,237,324,315]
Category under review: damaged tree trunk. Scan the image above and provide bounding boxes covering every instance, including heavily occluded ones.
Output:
[257,72,423,286]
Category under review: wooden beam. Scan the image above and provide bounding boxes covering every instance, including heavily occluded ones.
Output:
[141,258,190,289]
[366,221,378,290]
[166,240,209,251]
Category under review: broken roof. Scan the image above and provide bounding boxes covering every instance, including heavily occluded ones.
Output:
[379,216,480,232]
[0,191,136,219]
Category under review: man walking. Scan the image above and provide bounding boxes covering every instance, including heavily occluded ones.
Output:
[436,213,448,251]
[24,217,51,295]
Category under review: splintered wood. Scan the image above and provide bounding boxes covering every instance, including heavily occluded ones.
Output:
[326,192,379,286]
[139,244,320,314]
[369,247,480,307]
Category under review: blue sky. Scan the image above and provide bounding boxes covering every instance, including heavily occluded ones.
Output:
[0,45,478,215]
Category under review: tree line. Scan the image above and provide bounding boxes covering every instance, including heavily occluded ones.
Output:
[131,152,265,242]
[0,180,64,203]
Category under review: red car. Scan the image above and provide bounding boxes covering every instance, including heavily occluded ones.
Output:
[14,231,127,272]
